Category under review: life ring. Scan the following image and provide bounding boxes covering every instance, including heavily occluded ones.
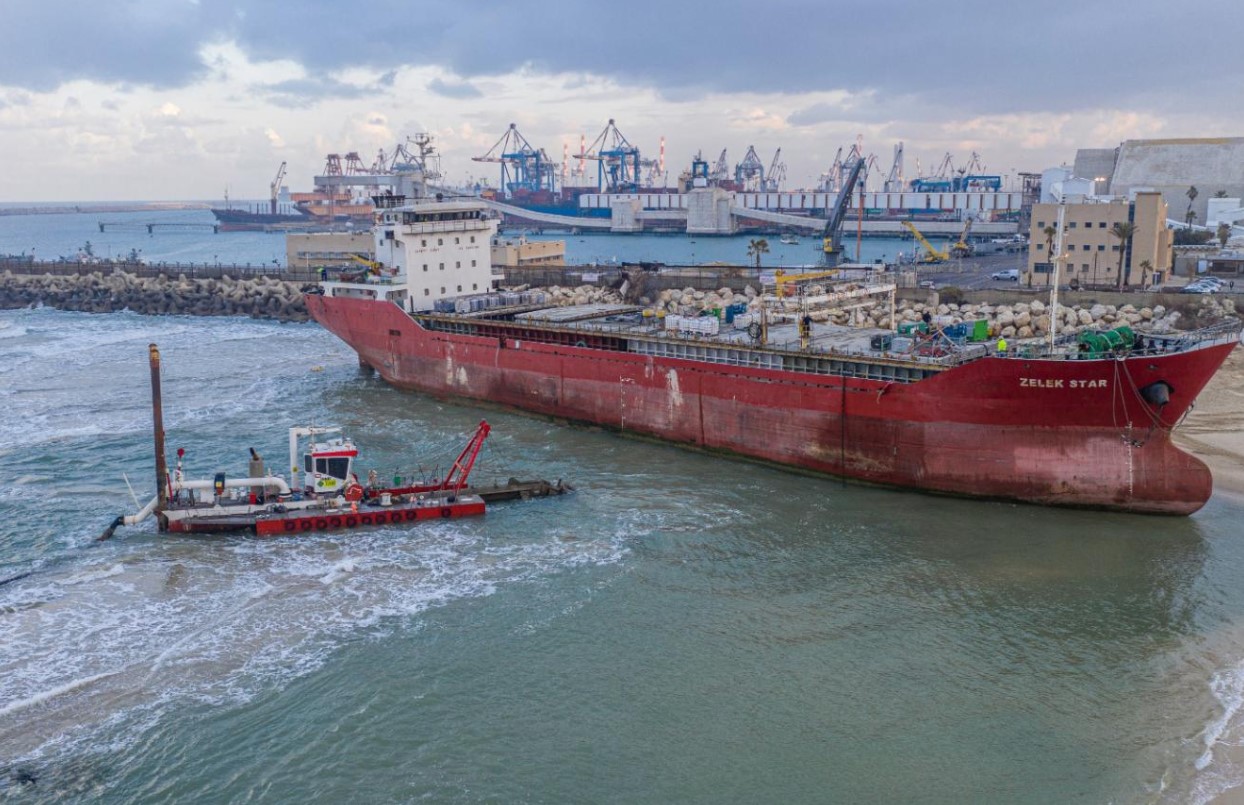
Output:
[440,506,453,518]
[345,516,358,528]
[329,516,343,529]
[344,483,364,503]
[314,518,328,530]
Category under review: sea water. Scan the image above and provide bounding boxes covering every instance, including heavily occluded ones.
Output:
[3,212,1244,802]
[0,206,933,269]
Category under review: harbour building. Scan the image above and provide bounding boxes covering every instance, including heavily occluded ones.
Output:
[1024,192,1172,288]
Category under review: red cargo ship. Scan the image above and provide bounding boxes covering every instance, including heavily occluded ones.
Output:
[305,194,1241,515]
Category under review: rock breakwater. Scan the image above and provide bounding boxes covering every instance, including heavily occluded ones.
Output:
[0,270,309,322]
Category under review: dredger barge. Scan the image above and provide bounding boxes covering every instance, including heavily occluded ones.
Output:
[102,345,568,539]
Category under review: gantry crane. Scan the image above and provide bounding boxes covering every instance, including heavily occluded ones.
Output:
[577,119,641,192]
[735,146,767,192]
[474,123,558,196]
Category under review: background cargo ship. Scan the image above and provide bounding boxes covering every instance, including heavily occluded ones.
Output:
[305,188,1241,515]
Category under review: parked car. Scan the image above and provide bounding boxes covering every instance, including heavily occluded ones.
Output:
[991,269,1020,281]
[1181,283,1216,294]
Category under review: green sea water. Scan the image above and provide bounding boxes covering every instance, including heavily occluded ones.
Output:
[2,307,1244,803]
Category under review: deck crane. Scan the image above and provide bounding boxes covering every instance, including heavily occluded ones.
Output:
[735,146,767,192]
[269,162,287,215]
[819,154,867,267]
[474,123,558,196]
[764,148,786,192]
[901,220,949,263]
[576,119,641,192]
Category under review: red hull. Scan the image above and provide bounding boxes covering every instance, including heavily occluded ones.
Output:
[164,498,485,536]
[306,295,1237,515]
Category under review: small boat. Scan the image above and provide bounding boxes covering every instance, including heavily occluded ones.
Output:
[780,235,799,245]
[101,345,568,539]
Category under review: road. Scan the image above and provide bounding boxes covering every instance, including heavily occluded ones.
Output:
[907,249,1029,291]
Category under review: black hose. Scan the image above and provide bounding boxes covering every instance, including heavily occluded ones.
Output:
[97,515,125,542]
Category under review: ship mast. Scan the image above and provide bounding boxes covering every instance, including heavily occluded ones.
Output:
[1049,204,1066,350]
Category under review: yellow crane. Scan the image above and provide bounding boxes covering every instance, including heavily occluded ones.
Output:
[901,220,949,263]
[774,268,840,296]
[349,254,383,271]
[951,217,974,258]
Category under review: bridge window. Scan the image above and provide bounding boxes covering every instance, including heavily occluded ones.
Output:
[423,264,428,272]
[439,262,444,270]
[455,237,460,244]
[424,288,430,295]
[421,239,427,247]
[455,261,461,268]
[440,287,445,294]
[470,236,476,243]
[438,238,443,246]
[457,285,462,292]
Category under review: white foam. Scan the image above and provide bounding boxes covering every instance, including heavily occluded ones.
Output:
[1198,660,1244,772]
[0,671,119,718]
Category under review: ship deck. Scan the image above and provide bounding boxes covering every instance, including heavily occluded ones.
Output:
[407,302,1241,387]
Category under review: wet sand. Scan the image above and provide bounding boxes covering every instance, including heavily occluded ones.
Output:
[1176,346,1244,501]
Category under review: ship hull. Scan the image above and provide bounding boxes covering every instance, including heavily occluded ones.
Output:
[307,295,1235,515]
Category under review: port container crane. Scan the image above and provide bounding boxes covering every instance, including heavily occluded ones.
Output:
[474,123,558,197]
[735,146,767,192]
[577,119,641,193]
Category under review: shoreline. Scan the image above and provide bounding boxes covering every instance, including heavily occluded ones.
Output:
[1175,346,1244,500]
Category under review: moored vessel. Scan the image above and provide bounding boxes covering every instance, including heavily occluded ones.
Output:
[305,187,1241,515]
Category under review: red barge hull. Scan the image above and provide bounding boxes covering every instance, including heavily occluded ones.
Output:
[306,294,1237,515]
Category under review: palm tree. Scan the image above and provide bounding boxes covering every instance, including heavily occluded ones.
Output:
[1032,225,1056,288]
[746,238,769,269]
[1186,185,1199,228]
[1219,222,1232,248]
[1138,259,1153,288]
[1111,221,1136,290]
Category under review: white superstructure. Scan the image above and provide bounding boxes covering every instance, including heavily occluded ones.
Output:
[320,194,502,311]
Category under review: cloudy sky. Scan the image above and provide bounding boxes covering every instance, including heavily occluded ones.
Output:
[0,0,1239,201]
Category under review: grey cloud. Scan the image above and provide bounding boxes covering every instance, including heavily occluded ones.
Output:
[1,0,1241,120]
[260,77,387,108]
[427,77,482,99]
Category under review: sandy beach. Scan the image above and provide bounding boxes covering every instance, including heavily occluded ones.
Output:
[1176,345,1244,502]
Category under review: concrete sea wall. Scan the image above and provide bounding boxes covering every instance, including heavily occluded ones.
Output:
[0,270,310,322]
